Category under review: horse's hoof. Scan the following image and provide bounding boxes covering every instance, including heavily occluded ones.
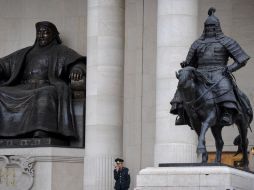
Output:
[243,166,249,171]
[213,160,221,164]
[201,159,208,164]
[197,147,206,154]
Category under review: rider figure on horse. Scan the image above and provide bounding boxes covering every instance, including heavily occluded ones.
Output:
[170,7,251,127]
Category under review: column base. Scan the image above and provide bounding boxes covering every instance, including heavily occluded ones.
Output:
[135,165,254,190]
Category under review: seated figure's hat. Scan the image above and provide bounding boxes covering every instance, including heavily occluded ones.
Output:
[35,21,59,35]
[35,21,62,44]
[115,158,124,164]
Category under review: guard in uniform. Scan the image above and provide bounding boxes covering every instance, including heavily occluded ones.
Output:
[114,158,130,190]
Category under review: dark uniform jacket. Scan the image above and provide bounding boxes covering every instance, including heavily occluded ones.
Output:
[114,167,130,190]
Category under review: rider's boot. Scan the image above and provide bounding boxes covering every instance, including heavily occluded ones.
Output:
[175,115,186,125]
[220,109,233,126]
[174,108,187,125]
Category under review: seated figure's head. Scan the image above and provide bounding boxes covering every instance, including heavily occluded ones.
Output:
[35,21,62,47]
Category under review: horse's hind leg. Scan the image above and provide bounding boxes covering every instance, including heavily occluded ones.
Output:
[202,152,208,163]
[236,118,249,170]
[211,125,224,163]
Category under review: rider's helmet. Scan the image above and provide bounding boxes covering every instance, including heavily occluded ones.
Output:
[201,7,224,39]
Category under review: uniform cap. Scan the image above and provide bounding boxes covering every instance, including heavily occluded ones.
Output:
[115,158,124,164]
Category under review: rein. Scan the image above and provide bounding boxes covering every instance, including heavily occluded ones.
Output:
[184,75,226,107]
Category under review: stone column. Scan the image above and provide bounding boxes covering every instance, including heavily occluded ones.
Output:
[154,0,199,165]
[84,0,124,190]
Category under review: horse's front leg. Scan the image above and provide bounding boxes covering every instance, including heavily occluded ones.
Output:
[197,112,216,162]
[202,152,208,163]
[197,121,209,155]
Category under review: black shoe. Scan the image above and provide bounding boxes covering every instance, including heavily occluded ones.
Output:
[175,116,186,125]
[220,113,233,126]
[33,130,50,138]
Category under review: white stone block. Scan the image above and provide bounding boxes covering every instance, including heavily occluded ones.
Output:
[136,166,254,190]
[154,143,197,164]
[137,174,168,186]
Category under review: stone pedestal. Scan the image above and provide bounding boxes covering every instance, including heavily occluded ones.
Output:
[135,165,254,190]
[0,148,84,190]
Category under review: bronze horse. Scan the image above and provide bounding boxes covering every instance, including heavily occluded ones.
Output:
[176,66,252,169]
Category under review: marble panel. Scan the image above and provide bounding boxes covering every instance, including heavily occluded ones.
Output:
[124,74,142,98]
[158,0,198,16]
[85,124,122,154]
[157,14,198,47]
[87,7,98,36]
[124,49,142,75]
[123,97,142,124]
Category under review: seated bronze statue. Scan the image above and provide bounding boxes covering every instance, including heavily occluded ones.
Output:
[0,21,86,144]
[170,8,252,169]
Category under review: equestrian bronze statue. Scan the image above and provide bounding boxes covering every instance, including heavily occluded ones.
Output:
[170,8,252,169]
[0,21,86,146]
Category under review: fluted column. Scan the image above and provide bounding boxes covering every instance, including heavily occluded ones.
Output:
[154,0,199,165]
[84,0,124,189]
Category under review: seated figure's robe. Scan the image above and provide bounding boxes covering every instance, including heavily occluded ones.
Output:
[0,41,85,138]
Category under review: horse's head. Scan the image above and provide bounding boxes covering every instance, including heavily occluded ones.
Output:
[176,66,196,89]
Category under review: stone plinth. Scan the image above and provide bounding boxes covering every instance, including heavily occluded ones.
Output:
[0,147,84,190]
[135,165,254,190]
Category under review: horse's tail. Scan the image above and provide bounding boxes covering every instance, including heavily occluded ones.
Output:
[233,135,242,156]
[233,134,249,156]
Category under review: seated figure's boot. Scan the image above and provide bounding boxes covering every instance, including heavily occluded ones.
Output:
[175,116,186,125]
[220,111,233,126]
[33,130,50,138]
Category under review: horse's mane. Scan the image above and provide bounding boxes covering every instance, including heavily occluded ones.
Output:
[180,66,214,86]
[193,70,214,86]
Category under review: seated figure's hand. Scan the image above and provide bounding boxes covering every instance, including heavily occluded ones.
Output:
[69,68,83,81]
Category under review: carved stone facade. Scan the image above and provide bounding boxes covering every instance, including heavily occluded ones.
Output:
[0,156,35,190]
